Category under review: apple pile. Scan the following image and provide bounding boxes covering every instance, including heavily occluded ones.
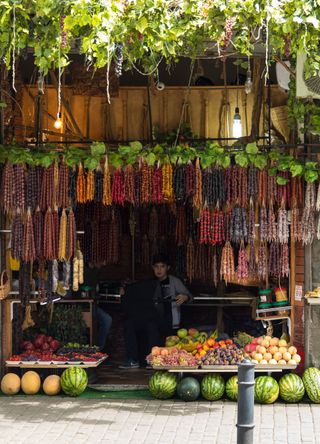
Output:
[20,334,60,354]
[245,336,301,365]
[146,346,198,367]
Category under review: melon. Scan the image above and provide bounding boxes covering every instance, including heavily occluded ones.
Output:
[149,371,177,400]
[201,374,225,401]
[43,375,61,396]
[279,374,305,403]
[1,373,21,395]
[177,377,200,402]
[61,367,88,397]
[21,371,41,395]
[302,368,320,403]
[225,376,238,401]
[254,376,279,404]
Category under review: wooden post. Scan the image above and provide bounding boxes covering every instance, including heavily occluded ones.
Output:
[250,58,264,141]
[290,238,296,343]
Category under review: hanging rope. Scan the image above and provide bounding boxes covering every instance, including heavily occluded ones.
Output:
[173,59,195,148]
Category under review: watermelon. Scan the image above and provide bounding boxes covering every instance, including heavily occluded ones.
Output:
[201,374,225,401]
[225,375,238,401]
[177,377,200,402]
[279,374,305,403]
[148,371,177,400]
[61,367,88,397]
[254,376,279,404]
[302,367,320,403]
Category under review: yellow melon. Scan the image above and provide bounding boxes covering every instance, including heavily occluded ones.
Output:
[269,359,278,365]
[260,359,268,364]
[43,375,61,396]
[257,346,266,355]
[278,359,287,365]
[278,346,287,354]
[261,339,270,348]
[21,371,41,395]
[292,354,301,363]
[1,373,21,395]
[263,352,272,362]
[255,353,263,362]
[264,335,272,342]
[278,339,288,347]
[273,352,282,362]
[288,359,297,365]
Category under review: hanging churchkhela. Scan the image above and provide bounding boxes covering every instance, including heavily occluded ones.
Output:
[173,164,186,202]
[43,208,55,260]
[186,161,195,199]
[211,207,224,244]
[40,163,54,210]
[186,237,195,282]
[86,169,95,202]
[220,241,235,283]
[102,157,112,206]
[153,163,163,204]
[162,162,173,202]
[257,242,267,281]
[14,163,26,212]
[193,158,202,209]
[141,161,153,204]
[278,205,289,244]
[1,161,15,214]
[124,164,135,205]
[269,242,280,278]
[76,163,86,204]
[112,168,125,206]
[301,182,316,245]
[11,212,24,260]
[94,167,103,202]
[237,242,249,281]
[66,209,77,260]
[57,161,69,208]
[199,207,211,244]
[22,209,36,263]
[58,209,68,261]
[267,203,277,242]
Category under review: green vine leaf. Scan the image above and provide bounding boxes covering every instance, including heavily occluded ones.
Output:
[90,142,106,156]
[276,176,289,185]
[253,154,268,170]
[245,142,258,155]
[290,163,304,177]
[235,152,249,168]
[84,156,99,170]
[304,170,319,182]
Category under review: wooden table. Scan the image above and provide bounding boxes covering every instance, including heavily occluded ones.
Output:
[151,364,297,377]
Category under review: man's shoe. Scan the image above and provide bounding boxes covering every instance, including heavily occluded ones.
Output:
[118,360,140,369]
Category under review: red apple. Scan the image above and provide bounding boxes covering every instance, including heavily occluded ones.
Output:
[49,339,60,351]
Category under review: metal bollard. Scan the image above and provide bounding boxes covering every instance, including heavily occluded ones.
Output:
[237,359,255,444]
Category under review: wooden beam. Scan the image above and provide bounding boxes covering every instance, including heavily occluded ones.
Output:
[49,70,84,140]
[250,58,264,140]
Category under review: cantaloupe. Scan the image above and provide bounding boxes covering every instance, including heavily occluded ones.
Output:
[43,375,61,396]
[21,371,41,395]
[1,373,21,395]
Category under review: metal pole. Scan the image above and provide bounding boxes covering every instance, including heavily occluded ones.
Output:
[237,359,255,444]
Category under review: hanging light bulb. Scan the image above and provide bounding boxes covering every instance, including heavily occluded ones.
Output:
[54,112,62,130]
[245,69,253,94]
[232,107,242,138]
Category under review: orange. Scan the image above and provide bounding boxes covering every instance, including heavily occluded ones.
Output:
[203,345,209,351]
[199,350,206,357]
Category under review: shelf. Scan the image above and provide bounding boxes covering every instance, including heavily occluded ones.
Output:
[305,298,320,305]
[256,315,291,321]
[256,306,292,314]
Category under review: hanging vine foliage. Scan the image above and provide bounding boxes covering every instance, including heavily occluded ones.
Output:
[0,140,318,183]
[1,0,320,77]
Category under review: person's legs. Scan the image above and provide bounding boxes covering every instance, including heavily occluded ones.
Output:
[96,306,112,351]
[145,319,161,352]
[118,318,140,368]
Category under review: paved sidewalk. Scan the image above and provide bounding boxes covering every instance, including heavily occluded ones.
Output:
[0,397,320,444]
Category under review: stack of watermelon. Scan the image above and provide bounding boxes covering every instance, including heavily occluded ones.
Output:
[148,366,320,404]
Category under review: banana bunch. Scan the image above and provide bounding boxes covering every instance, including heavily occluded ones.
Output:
[305,287,320,298]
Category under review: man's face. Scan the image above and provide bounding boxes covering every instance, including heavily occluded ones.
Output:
[152,262,169,280]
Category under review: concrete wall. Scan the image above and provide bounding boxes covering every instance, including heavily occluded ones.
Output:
[305,240,320,367]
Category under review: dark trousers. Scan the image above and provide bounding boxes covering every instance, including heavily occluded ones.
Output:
[124,318,161,362]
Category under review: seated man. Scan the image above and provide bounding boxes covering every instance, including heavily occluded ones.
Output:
[119,254,192,369]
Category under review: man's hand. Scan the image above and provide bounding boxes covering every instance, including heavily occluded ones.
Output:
[175,294,189,306]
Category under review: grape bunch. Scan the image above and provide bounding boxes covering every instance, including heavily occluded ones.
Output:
[201,344,244,366]
[223,17,236,48]
[114,43,123,77]
[147,349,198,367]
